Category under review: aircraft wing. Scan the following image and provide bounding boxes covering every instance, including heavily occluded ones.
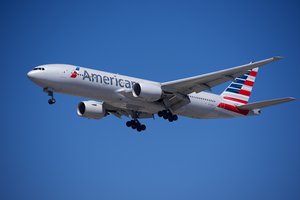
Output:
[237,97,295,110]
[161,57,282,95]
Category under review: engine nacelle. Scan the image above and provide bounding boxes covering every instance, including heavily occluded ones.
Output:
[132,82,162,102]
[77,101,106,119]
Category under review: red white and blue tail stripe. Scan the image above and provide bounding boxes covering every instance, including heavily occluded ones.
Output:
[221,67,259,106]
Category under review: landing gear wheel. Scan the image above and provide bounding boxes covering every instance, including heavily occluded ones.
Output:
[158,110,178,122]
[172,115,178,121]
[45,89,56,105]
[162,110,168,116]
[131,123,137,129]
[126,119,146,132]
[158,111,163,117]
[48,98,56,105]
[141,124,146,131]
[126,121,132,127]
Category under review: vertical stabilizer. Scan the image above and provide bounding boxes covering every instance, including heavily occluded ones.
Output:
[221,67,259,105]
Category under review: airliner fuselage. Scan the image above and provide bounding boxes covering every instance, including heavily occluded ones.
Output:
[27,57,295,132]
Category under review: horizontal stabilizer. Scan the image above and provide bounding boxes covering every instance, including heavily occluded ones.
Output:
[237,97,295,110]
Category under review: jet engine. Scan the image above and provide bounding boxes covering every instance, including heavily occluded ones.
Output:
[77,101,107,119]
[132,82,162,102]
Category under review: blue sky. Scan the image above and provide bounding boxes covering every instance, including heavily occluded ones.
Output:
[1,1,300,200]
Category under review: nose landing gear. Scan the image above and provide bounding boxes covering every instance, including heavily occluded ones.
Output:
[126,119,146,132]
[48,98,56,105]
[44,88,56,105]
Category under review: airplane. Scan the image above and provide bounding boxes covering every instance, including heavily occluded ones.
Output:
[27,56,295,132]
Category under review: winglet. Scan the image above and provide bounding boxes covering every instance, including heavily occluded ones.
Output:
[273,56,283,61]
[287,97,296,101]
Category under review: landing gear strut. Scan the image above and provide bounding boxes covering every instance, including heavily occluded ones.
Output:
[126,119,146,132]
[158,110,178,122]
[46,89,56,105]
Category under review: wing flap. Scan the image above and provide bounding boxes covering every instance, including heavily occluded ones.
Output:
[163,93,191,111]
[237,97,295,110]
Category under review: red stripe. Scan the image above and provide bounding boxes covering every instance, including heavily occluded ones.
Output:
[223,96,248,104]
[249,71,257,77]
[70,71,77,78]
[244,80,254,86]
[239,89,251,96]
[218,103,249,115]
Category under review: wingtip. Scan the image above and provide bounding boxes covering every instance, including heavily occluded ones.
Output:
[283,97,296,102]
[273,56,284,60]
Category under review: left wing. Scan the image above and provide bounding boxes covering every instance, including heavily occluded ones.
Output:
[161,57,282,95]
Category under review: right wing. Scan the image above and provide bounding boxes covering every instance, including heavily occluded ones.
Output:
[161,57,282,95]
[160,56,283,111]
[115,57,285,112]
[237,97,295,110]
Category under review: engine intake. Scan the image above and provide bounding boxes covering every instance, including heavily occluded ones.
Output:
[77,101,106,119]
[132,82,162,102]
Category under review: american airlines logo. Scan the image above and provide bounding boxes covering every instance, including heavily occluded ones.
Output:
[79,69,136,89]
[70,67,80,78]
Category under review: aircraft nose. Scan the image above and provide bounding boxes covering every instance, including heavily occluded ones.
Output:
[27,70,35,80]
[27,69,42,82]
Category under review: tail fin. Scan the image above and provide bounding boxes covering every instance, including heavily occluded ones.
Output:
[221,67,259,105]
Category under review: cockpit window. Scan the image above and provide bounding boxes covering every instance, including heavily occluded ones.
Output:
[33,67,45,70]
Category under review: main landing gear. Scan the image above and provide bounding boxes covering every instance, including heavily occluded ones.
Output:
[126,119,146,132]
[157,110,178,122]
[45,89,56,105]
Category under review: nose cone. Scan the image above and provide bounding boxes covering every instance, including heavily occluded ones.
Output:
[27,70,35,80]
[27,69,44,85]
[27,70,41,82]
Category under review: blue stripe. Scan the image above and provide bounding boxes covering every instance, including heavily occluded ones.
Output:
[234,79,245,84]
[239,75,248,80]
[226,88,240,93]
[230,83,243,89]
